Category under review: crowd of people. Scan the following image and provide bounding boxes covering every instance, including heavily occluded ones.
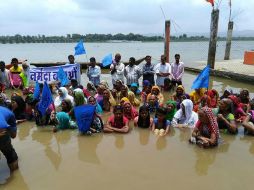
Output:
[0,53,254,174]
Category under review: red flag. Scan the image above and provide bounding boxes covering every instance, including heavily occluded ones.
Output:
[206,0,214,7]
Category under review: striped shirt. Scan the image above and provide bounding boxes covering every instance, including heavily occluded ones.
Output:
[171,62,184,81]
[124,65,142,85]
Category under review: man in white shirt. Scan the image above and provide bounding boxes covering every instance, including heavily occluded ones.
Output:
[0,61,10,89]
[87,57,101,87]
[110,53,125,87]
[171,54,184,87]
[155,55,171,87]
[124,57,142,87]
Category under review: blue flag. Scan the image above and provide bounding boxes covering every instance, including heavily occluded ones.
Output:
[74,105,96,133]
[57,67,69,87]
[33,81,41,100]
[191,65,210,89]
[38,82,53,116]
[74,40,86,55]
[102,53,112,67]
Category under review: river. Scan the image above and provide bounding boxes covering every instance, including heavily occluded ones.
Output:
[0,42,254,190]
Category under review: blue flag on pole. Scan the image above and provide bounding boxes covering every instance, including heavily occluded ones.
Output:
[102,53,112,67]
[38,82,53,116]
[74,105,96,133]
[74,40,86,55]
[33,81,41,100]
[57,67,69,86]
[191,65,210,89]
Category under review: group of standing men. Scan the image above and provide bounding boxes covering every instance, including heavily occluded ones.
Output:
[108,53,184,89]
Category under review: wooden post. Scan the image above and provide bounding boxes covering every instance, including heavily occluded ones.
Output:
[224,21,234,60]
[207,9,219,69]
[164,20,170,63]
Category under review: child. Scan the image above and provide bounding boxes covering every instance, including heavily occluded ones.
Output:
[152,107,170,136]
[134,105,153,129]
[103,105,129,133]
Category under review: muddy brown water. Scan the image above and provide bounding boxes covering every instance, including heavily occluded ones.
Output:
[0,72,254,190]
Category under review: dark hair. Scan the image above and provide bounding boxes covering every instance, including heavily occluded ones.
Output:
[250,99,254,110]
[137,105,150,128]
[156,106,167,115]
[164,78,171,84]
[68,55,74,59]
[11,58,18,63]
[145,55,151,59]
[129,57,136,62]
[90,57,96,62]
[113,105,123,113]
[175,54,180,58]
[0,61,5,66]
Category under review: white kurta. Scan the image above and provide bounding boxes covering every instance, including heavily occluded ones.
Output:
[155,63,171,86]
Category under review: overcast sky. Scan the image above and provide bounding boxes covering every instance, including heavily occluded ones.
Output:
[0,0,253,36]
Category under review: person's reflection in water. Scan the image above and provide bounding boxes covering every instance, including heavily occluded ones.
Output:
[78,134,103,164]
[156,137,167,150]
[0,170,29,189]
[115,135,124,150]
[0,156,10,185]
[17,122,32,141]
[31,128,62,170]
[138,128,150,146]
[179,128,192,142]
[240,136,254,155]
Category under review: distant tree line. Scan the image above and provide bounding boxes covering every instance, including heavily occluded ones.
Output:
[0,33,253,44]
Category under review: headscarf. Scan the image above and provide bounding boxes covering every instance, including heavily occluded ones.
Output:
[123,101,138,120]
[228,95,240,107]
[165,100,177,121]
[176,85,185,94]
[207,89,219,108]
[88,96,103,114]
[56,112,71,129]
[151,85,164,103]
[100,80,110,89]
[74,89,85,106]
[54,87,74,108]
[143,80,151,87]
[120,97,130,104]
[128,91,140,107]
[174,99,194,125]
[87,82,97,93]
[200,106,219,140]
[200,95,212,108]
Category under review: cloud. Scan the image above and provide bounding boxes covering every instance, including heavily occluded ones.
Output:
[0,0,253,35]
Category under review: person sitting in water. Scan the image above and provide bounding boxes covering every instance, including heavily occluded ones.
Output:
[0,106,19,172]
[242,99,254,135]
[61,99,73,113]
[207,89,219,108]
[128,91,140,107]
[9,58,23,89]
[141,80,152,103]
[172,99,198,128]
[190,106,220,148]
[119,85,129,100]
[134,105,153,129]
[123,101,138,121]
[189,88,206,111]
[11,95,27,122]
[51,111,77,133]
[220,89,232,100]
[228,95,247,122]
[146,94,159,113]
[95,84,106,103]
[149,85,164,104]
[213,98,238,134]
[165,100,177,122]
[98,89,116,112]
[129,83,141,96]
[239,89,250,105]
[86,82,97,96]
[54,87,74,112]
[170,85,190,110]
[88,96,103,114]
[152,107,170,136]
[161,78,172,92]
[103,105,130,133]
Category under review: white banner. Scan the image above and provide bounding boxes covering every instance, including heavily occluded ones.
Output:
[29,64,81,84]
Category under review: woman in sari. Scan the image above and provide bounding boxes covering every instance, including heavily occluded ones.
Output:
[123,101,138,121]
[128,91,140,107]
[190,107,220,148]
[98,89,116,112]
[150,86,164,104]
[171,85,190,110]
[165,100,177,122]
[88,96,103,114]
[11,95,26,121]
[54,87,74,111]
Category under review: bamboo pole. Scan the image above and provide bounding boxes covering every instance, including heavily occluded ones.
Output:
[164,20,171,63]
[224,21,234,60]
[207,9,219,69]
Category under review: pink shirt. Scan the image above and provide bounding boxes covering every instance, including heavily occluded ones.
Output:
[108,115,129,129]
[171,62,184,81]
